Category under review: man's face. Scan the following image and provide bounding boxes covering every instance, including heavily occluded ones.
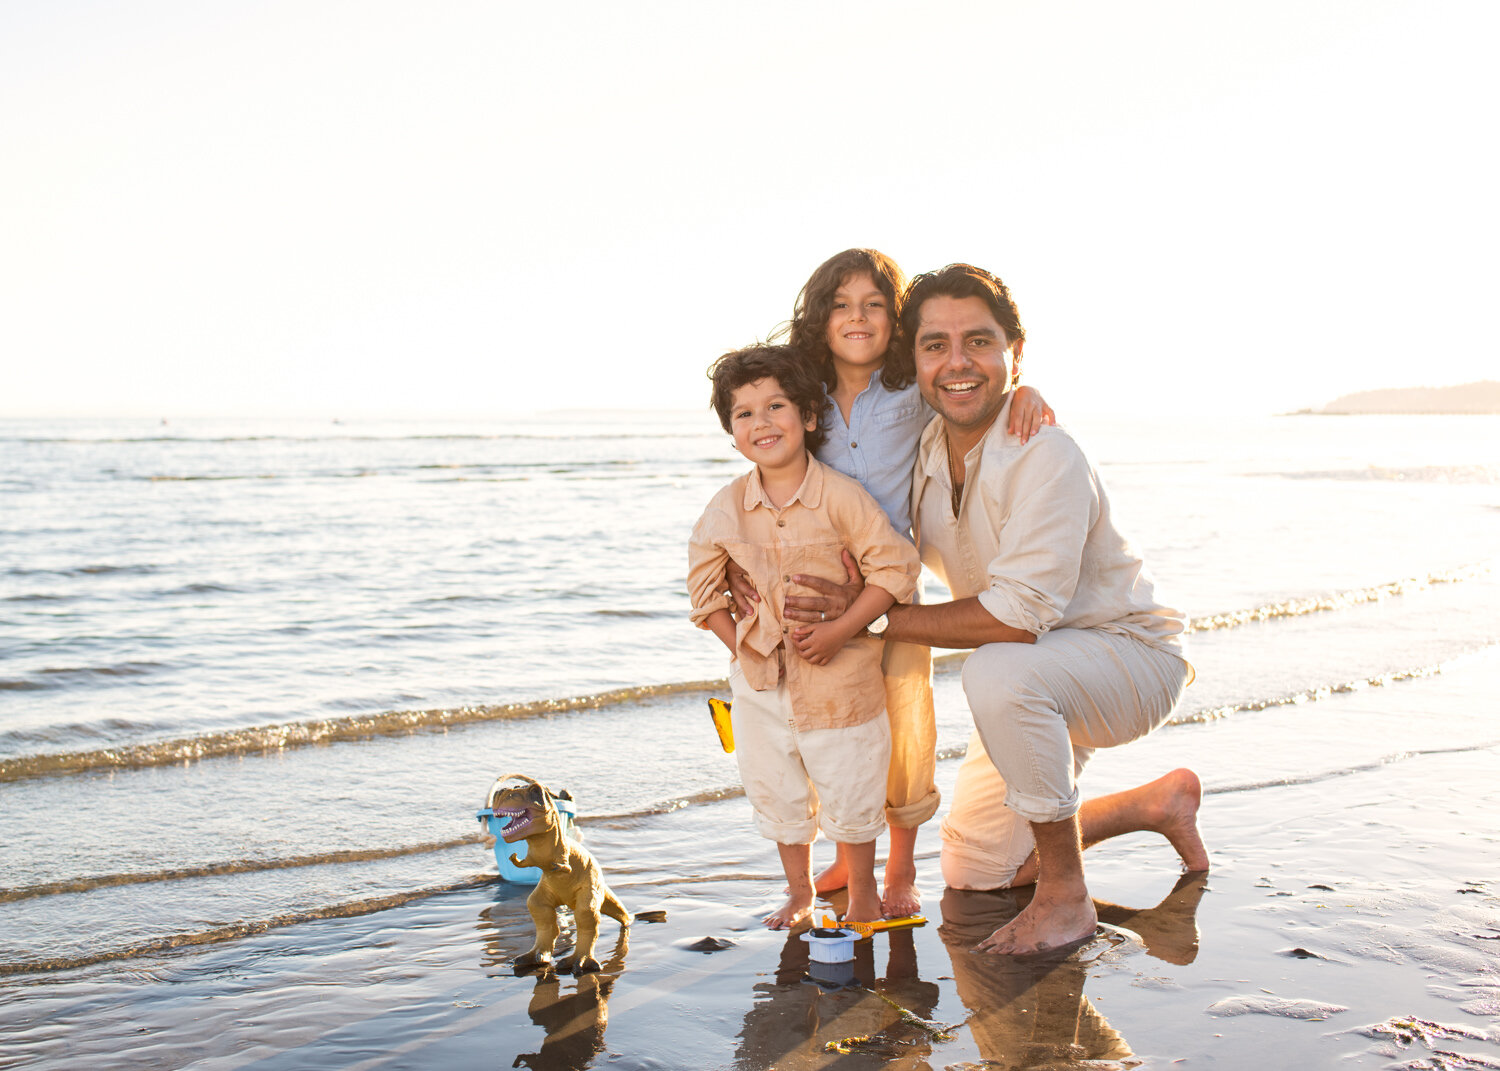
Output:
[913,294,1022,437]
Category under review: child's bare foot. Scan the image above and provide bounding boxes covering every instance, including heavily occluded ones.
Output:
[881,861,921,919]
[813,855,849,895]
[843,888,883,925]
[763,893,815,930]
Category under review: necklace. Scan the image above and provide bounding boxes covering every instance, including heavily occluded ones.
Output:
[945,431,964,517]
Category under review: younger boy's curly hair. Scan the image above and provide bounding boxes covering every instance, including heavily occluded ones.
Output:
[708,344,830,454]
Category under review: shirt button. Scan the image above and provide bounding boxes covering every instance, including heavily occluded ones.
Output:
[777,519,786,527]
[782,626,789,634]
[783,575,790,582]
[850,442,858,448]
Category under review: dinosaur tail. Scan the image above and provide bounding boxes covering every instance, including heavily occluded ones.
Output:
[601,890,631,928]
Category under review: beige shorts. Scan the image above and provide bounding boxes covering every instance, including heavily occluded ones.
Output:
[729,663,890,845]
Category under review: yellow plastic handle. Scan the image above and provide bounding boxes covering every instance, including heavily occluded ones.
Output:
[708,697,734,753]
[820,912,927,938]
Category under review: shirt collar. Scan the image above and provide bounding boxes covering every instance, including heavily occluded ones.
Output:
[741,455,825,511]
[917,394,1016,478]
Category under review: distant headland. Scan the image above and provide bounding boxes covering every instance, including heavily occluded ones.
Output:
[1296,381,1500,415]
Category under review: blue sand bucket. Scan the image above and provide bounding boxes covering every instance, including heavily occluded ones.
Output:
[476,783,580,884]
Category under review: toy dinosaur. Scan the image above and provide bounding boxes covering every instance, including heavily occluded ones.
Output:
[485,773,630,975]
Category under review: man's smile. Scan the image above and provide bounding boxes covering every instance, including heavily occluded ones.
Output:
[937,378,983,397]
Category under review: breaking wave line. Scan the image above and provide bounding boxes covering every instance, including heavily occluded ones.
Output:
[1184,563,1489,633]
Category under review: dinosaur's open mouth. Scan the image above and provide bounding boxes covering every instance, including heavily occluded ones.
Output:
[495,808,533,841]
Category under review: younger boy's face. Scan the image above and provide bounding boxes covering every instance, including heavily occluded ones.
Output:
[729,376,816,477]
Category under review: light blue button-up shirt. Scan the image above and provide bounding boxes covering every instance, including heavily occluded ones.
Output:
[815,378,931,540]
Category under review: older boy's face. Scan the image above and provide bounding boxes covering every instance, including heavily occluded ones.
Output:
[729,377,816,477]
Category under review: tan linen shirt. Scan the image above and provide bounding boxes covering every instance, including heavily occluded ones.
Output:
[688,457,921,731]
[912,397,1188,655]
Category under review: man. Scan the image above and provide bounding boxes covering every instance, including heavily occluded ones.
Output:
[790,263,1207,955]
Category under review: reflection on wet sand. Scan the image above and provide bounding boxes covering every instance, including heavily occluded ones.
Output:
[939,873,1208,1068]
[466,873,1206,1069]
[511,970,618,1071]
[476,887,632,1071]
[734,924,945,1067]
[1095,872,1208,967]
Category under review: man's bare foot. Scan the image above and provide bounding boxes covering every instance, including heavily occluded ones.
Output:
[1004,768,1212,888]
[813,855,849,896]
[1150,768,1209,872]
[881,862,921,918]
[975,890,1098,956]
[763,894,814,930]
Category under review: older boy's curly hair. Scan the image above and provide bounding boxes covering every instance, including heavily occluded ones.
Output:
[779,248,912,393]
[708,344,829,454]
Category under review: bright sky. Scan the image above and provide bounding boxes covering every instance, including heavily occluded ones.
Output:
[3,1,1495,418]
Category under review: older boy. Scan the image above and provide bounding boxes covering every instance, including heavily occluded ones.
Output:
[687,344,921,929]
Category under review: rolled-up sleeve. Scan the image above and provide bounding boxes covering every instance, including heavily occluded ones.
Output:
[687,508,732,627]
[829,482,921,605]
[975,436,1099,634]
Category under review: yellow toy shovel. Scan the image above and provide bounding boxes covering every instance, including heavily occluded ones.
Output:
[819,912,928,939]
[708,697,734,753]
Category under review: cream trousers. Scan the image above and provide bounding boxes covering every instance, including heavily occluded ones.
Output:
[940,628,1190,890]
[882,639,940,829]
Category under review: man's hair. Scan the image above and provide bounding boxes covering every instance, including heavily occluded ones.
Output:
[900,264,1026,358]
[707,343,829,453]
[779,248,914,392]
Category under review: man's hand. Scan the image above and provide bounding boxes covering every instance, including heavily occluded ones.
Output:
[784,549,863,624]
[725,556,758,621]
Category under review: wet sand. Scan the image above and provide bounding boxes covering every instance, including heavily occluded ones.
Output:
[2,653,1498,1070]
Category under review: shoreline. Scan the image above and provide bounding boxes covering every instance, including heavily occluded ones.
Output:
[3,652,1498,1068]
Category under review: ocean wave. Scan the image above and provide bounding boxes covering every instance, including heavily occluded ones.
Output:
[4,563,158,578]
[1184,563,1490,632]
[1271,465,1500,484]
[0,835,490,905]
[162,583,243,596]
[0,661,165,693]
[0,876,494,978]
[0,680,729,783]
[131,458,682,483]
[1170,653,1482,725]
[4,430,712,447]
[4,562,1491,779]
[1205,738,1500,795]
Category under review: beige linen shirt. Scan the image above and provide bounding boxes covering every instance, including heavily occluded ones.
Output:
[912,396,1188,655]
[688,457,921,731]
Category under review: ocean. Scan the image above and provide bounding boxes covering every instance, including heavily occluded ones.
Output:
[2,411,1498,978]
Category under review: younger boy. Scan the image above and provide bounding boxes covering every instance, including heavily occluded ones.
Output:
[687,344,921,928]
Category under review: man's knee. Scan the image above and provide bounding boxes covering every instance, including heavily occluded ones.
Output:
[960,642,1047,723]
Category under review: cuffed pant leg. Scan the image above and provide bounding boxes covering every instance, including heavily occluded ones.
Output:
[939,731,1095,889]
[881,639,940,829]
[728,668,819,845]
[960,630,1189,825]
[802,713,890,844]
